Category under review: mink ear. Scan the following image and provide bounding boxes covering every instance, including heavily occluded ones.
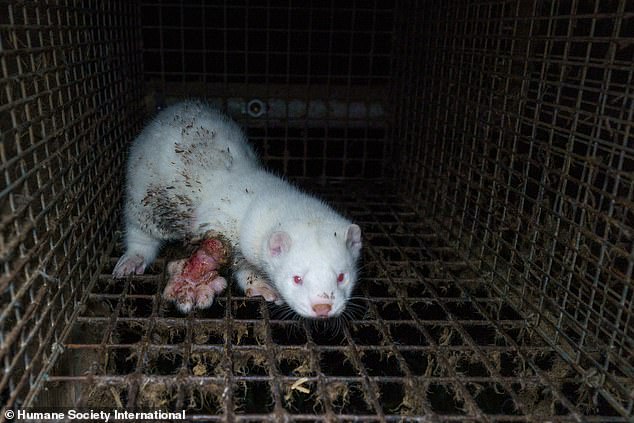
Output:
[345,224,362,256]
[268,231,292,257]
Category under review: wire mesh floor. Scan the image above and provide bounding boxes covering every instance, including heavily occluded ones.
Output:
[36,180,626,422]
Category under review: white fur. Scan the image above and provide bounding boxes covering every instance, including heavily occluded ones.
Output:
[114,100,362,318]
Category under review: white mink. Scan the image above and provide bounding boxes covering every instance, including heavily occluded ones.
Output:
[113,100,362,318]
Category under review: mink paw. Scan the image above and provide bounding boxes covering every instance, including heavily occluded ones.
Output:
[112,254,147,278]
[162,238,229,313]
[245,278,282,305]
[163,259,227,313]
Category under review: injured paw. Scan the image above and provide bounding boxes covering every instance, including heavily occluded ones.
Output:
[163,238,228,313]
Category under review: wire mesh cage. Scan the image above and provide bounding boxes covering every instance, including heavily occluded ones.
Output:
[1,0,633,422]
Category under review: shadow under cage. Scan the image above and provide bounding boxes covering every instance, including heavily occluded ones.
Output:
[1,0,632,421]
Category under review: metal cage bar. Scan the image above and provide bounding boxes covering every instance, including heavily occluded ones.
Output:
[392,0,633,419]
[0,0,145,414]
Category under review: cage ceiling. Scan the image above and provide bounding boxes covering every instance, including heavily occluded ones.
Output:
[1,0,633,422]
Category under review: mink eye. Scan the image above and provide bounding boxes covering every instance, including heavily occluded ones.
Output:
[337,273,345,283]
[293,275,303,285]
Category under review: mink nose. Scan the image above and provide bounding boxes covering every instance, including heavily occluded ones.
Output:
[312,303,332,318]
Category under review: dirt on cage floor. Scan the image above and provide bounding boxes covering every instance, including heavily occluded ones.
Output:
[31,180,627,422]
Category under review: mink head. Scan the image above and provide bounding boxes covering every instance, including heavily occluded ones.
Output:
[261,223,362,318]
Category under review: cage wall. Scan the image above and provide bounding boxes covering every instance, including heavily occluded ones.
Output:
[140,0,395,181]
[392,0,634,419]
[0,0,145,412]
